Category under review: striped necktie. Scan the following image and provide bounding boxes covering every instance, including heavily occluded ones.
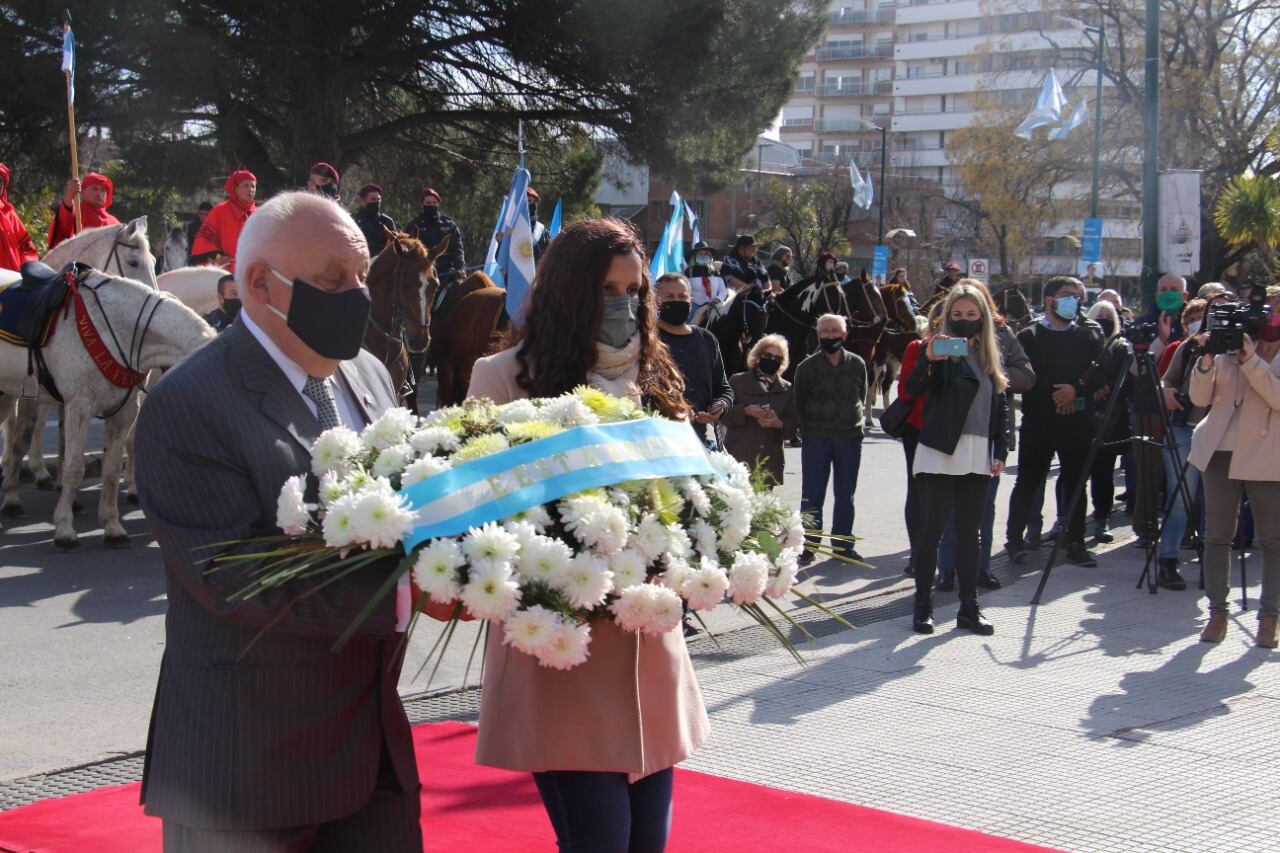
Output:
[302,376,340,430]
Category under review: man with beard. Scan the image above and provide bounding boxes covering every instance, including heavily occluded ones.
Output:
[47,171,119,250]
[352,184,396,258]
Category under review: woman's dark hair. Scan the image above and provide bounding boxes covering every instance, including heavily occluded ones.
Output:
[505,217,689,419]
[889,267,907,284]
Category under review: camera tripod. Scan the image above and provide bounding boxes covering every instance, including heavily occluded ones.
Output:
[1030,344,1199,605]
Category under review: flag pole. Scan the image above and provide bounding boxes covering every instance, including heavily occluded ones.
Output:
[63,20,81,230]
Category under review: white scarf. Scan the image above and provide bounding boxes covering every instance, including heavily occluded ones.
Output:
[587,335,642,402]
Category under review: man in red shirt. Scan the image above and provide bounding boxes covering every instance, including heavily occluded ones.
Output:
[46,172,120,249]
[190,169,257,271]
[0,163,39,270]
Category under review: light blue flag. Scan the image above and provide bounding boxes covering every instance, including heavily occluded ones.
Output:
[850,163,870,210]
[1048,96,1088,141]
[683,200,700,248]
[487,167,536,322]
[482,190,512,280]
[864,167,874,210]
[1015,68,1066,140]
[61,26,75,106]
[648,190,684,279]
[548,197,563,239]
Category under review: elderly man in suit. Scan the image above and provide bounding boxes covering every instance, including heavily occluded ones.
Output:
[134,192,422,851]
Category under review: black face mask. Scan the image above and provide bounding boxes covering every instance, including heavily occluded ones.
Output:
[757,355,782,375]
[819,337,845,354]
[949,318,982,339]
[269,269,371,360]
[420,205,440,221]
[314,182,339,200]
[659,300,692,326]
[1097,318,1116,338]
[528,202,538,219]
[221,298,242,321]
[363,201,381,217]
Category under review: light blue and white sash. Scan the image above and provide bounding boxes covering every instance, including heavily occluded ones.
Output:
[398,418,713,550]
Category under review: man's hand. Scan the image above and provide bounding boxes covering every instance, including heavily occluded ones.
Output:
[760,412,784,429]
[62,178,81,207]
[991,459,1005,476]
[744,404,765,419]
[1239,333,1256,364]
[1051,383,1077,414]
[1162,387,1184,412]
[1094,385,1110,402]
[1159,313,1174,344]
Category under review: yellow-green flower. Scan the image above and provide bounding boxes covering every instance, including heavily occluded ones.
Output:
[572,386,638,421]
[504,419,565,442]
[453,433,511,462]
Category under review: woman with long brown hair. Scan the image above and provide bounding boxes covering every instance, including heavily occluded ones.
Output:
[467,217,704,852]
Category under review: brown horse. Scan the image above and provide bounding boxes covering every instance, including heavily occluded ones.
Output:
[363,228,448,404]
[867,283,923,426]
[426,271,506,406]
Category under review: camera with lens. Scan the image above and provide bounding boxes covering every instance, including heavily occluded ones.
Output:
[1120,321,1159,350]
[1206,284,1268,355]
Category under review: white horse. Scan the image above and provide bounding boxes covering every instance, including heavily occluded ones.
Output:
[160,225,189,273]
[0,267,214,549]
[13,219,161,496]
[157,265,228,316]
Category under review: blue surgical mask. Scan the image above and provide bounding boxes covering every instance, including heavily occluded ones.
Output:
[1053,295,1079,321]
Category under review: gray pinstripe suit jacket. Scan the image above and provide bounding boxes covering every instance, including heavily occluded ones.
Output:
[133,319,418,830]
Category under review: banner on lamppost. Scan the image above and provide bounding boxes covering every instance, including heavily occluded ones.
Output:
[872,245,888,278]
[968,258,989,283]
[1081,217,1103,263]
[1158,170,1201,277]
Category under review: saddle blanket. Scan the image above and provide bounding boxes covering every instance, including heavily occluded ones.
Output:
[0,271,58,346]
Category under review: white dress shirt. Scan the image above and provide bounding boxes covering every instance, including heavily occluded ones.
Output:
[241,310,363,429]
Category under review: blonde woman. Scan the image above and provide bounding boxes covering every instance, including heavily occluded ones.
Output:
[903,284,1010,635]
[724,334,797,486]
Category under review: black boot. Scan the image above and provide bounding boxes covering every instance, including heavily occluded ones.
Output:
[1093,517,1114,543]
[956,602,995,636]
[1158,558,1187,591]
[912,602,935,635]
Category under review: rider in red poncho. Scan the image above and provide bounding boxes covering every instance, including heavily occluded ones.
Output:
[47,172,120,250]
[189,169,257,271]
[0,163,40,270]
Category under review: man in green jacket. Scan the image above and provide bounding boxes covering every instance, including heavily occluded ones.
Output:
[793,314,868,564]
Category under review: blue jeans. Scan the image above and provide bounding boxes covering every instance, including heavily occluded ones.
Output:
[939,475,999,580]
[1159,423,1201,559]
[800,435,864,548]
[533,768,674,853]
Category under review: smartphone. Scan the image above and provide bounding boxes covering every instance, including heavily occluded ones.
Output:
[933,338,968,357]
[1072,397,1086,413]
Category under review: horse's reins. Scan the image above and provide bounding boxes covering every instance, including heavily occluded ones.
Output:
[366,248,433,370]
[77,270,162,417]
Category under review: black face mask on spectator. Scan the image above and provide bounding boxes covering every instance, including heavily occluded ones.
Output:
[950,318,982,340]
[819,337,845,354]
[659,300,691,326]
[1097,318,1116,338]
[363,201,381,217]
[757,355,782,375]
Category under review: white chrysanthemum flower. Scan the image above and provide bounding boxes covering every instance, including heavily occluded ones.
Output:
[559,553,614,610]
[351,488,414,549]
[558,494,608,528]
[535,618,592,670]
[512,504,553,532]
[707,452,752,489]
[400,455,452,488]
[720,507,752,552]
[665,525,692,560]
[681,479,713,517]
[692,519,719,559]
[409,426,462,456]
[362,407,418,453]
[372,444,414,479]
[642,584,685,635]
[495,399,540,425]
[766,557,800,599]
[540,394,600,428]
[608,550,649,590]
[567,502,629,555]
[462,522,522,574]
[503,519,542,551]
[783,512,806,550]
[682,560,730,611]
[610,583,652,632]
[727,551,771,605]
[515,535,574,584]
[411,539,466,603]
[321,492,361,548]
[276,475,311,535]
[660,556,694,592]
[311,427,362,476]
[502,605,560,656]
[633,514,668,564]
[318,471,348,505]
[460,571,521,622]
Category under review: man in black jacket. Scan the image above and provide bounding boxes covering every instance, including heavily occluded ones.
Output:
[1005,276,1105,567]
[655,273,733,449]
[720,234,769,293]
[352,184,397,258]
[407,187,465,291]
[527,187,551,262]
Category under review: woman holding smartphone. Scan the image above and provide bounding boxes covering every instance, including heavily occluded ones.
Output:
[902,284,1010,635]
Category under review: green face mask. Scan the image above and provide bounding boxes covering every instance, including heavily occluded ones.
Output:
[1156,290,1184,313]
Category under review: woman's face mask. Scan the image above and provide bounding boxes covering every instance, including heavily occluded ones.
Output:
[597,293,639,348]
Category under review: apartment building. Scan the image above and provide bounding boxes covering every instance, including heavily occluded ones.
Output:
[779,0,1142,280]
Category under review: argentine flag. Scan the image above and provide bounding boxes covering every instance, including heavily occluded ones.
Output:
[1048,96,1088,141]
[648,190,685,279]
[850,163,869,210]
[548,197,563,239]
[1015,68,1067,140]
[683,200,700,248]
[489,168,536,323]
[62,26,75,105]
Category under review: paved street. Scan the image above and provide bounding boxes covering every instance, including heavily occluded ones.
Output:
[2,405,1277,852]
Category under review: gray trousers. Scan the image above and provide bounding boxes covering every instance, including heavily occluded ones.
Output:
[1201,451,1280,620]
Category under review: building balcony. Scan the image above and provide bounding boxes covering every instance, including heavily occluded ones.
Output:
[812,151,881,168]
[829,7,896,26]
[794,84,815,96]
[891,147,950,168]
[817,43,896,61]
[894,29,1078,61]
[779,119,815,132]
[814,117,888,133]
[816,80,893,97]
[891,110,975,132]
[894,0,983,26]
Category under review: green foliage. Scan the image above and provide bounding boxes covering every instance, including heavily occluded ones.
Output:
[1214,174,1280,249]
[758,173,854,275]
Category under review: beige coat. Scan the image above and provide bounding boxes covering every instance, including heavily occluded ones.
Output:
[1189,349,1280,480]
[465,346,710,778]
[723,369,797,485]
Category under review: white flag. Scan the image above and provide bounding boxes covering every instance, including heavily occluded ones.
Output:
[1015,68,1067,140]
[1048,96,1088,141]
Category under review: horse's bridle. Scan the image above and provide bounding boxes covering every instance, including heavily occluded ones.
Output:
[102,234,138,281]
[78,269,165,417]
[366,248,432,363]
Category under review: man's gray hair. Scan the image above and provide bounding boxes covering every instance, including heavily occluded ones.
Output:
[817,313,847,332]
[235,191,366,286]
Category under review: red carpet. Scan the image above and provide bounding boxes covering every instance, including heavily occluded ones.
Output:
[0,722,1062,852]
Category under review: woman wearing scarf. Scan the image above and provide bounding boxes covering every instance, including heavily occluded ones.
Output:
[190,169,257,271]
[47,172,119,250]
[0,163,39,271]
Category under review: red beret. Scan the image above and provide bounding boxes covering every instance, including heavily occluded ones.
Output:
[525,187,540,203]
[309,162,340,184]
[358,183,382,197]
[421,187,441,203]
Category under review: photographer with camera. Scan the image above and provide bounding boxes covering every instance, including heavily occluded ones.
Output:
[1190,285,1280,648]
[1005,277,1105,567]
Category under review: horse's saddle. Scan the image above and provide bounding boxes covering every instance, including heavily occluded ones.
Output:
[0,261,79,347]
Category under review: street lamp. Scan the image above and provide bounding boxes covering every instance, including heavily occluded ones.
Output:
[1080,25,1105,220]
[858,118,887,244]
